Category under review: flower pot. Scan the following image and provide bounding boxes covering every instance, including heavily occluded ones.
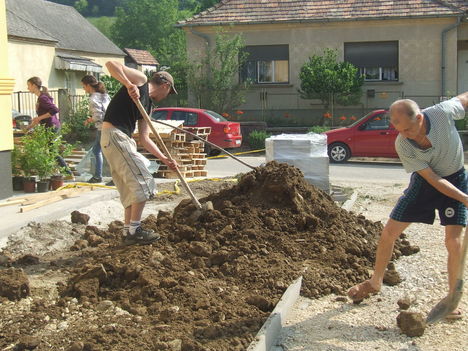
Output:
[50,175,64,190]
[23,177,36,193]
[12,176,24,191]
[37,180,50,193]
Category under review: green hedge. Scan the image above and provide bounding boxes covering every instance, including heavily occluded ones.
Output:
[308,126,331,134]
[248,130,271,149]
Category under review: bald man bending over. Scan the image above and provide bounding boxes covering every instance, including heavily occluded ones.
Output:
[348,92,468,320]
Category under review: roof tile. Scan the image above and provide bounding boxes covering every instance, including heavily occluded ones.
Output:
[178,0,466,26]
[124,48,159,65]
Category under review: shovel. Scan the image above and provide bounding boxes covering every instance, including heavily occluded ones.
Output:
[426,227,468,324]
[134,99,213,219]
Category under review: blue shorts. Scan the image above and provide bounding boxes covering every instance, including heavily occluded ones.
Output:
[390,168,467,226]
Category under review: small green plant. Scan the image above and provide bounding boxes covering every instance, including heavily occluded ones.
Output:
[248,130,271,150]
[308,126,331,134]
[11,146,23,177]
[101,75,121,98]
[61,98,91,145]
[17,125,72,179]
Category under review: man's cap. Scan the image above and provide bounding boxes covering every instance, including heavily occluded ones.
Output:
[153,71,177,95]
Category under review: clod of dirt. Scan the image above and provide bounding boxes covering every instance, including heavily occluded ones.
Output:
[397,311,426,337]
[0,268,30,300]
[246,295,274,312]
[0,252,13,267]
[397,297,412,310]
[71,211,90,225]
[14,254,40,266]
[383,269,401,286]
[383,262,402,286]
[70,239,88,251]
[400,245,420,256]
[66,342,84,351]
[14,336,40,350]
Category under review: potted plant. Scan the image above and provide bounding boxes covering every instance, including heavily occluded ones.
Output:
[16,125,72,193]
[50,165,69,191]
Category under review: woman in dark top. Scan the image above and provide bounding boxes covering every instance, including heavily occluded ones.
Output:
[26,77,73,179]
[27,77,61,129]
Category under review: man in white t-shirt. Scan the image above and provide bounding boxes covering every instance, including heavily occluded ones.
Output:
[348,92,468,319]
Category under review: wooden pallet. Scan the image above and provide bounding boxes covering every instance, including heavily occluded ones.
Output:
[157,170,194,179]
[132,121,209,179]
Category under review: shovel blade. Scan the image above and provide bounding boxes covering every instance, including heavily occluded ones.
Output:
[426,280,463,324]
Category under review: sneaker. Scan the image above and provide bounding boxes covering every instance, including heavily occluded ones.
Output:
[124,226,161,245]
[87,176,103,183]
[106,180,115,186]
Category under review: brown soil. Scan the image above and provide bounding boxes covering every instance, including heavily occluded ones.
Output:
[0,162,416,351]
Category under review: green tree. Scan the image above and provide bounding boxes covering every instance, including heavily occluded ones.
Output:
[111,0,188,103]
[47,0,124,16]
[73,0,88,13]
[87,16,116,39]
[187,31,250,113]
[179,0,219,12]
[299,49,363,110]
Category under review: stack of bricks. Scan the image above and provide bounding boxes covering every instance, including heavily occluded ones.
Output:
[133,121,210,179]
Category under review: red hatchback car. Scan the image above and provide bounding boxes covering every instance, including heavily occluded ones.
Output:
[324,109,399,163]
[151,107,242,155]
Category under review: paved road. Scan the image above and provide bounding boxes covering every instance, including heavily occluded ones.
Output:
[205,155,410,184]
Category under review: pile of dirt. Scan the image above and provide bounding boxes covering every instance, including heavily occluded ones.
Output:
[0,162,417,351]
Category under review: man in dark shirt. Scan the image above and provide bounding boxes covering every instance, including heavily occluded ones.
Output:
[101,61,178,244]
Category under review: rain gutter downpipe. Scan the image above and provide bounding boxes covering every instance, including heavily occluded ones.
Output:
[441,16,462,97]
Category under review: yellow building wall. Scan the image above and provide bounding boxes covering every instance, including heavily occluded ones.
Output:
[0,0,14,152]
[8,40,124,94]
[8,39,57,92]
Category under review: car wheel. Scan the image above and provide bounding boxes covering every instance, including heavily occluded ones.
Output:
[204,144,221,157]
[209,149,221,156]
[328,142,351,163]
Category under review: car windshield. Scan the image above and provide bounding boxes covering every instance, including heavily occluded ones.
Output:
[348,111,377,127]
[205,110,228,122]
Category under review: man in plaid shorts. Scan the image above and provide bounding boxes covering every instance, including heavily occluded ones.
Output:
[348,92,468,319]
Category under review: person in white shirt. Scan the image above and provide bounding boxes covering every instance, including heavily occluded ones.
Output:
[348,92,468,320]
[81,75,111,183]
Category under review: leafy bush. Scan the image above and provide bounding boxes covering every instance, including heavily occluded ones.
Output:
[61,98,91,145]
[16,125,72,179]
[101,75,121,98]
[308,126,330,134]
[248,130,271,150]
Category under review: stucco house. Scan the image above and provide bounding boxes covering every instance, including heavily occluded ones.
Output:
[6,0,125,97]
[177,0,468,122]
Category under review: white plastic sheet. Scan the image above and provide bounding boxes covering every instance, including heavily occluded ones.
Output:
[265,133,330,193]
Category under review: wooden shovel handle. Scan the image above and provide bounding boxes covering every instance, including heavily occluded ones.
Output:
[134,99,202,209]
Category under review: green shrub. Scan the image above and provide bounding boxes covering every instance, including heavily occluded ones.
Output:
[308,126,330,134]
[101,75,121,98]
[248,130,271,150]
[16,125,72,179]
[61,98,91,145]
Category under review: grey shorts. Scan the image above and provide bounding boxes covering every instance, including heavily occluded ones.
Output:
[100,127,155,208]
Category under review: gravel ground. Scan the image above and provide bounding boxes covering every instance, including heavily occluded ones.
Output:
[276,181,468,351]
